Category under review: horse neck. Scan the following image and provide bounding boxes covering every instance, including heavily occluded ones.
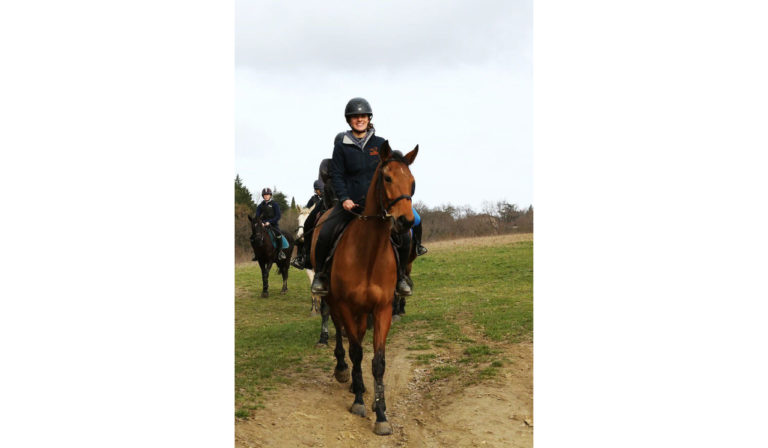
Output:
[347,167,392,254]
[361,166,385,218]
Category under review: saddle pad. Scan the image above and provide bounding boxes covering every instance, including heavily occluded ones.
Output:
[270,232,290,250]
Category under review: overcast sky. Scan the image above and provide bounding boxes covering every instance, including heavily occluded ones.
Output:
[235,0,531,211]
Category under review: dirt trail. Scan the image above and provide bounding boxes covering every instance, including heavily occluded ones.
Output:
[235,329,532,447]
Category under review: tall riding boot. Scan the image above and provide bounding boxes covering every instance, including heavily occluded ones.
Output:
[414,222,428,256]
[310,229,332,296]
[395,231,413,296]
[303,235,314,270]
[273,229,286,261]
[291,240,305,269]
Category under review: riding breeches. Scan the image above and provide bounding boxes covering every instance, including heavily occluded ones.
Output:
[313,204,355,275]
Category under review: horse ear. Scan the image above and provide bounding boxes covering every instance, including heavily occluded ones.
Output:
[404,144,419,165]
[380,140,392,160]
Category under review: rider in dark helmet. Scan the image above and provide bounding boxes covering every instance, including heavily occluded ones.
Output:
[255,187,286,261]
[310,97,415,296]
[306,179,324,209]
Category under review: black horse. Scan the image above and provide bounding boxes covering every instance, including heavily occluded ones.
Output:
[248,214,294,298]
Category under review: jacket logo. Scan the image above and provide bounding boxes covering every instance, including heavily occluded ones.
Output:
[368,146,379,156]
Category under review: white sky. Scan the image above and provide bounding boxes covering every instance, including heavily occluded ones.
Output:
[235,0,531,210]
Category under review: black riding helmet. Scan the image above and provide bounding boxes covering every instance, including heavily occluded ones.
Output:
[261,188,272,196]
[344,97,372,117]
[313,180,324,191]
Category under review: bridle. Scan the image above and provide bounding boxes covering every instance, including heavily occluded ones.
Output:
[349,155,413,222]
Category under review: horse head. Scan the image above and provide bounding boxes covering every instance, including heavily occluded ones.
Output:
[376,140,418,233]
[296,205,314,241]
[248,214,267,249]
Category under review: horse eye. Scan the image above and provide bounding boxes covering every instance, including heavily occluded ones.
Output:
[384,175,392,182]
[411,181,415,195]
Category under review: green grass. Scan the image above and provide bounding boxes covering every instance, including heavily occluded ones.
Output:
[235,235,532,417]
[412,353,437,365]
[406,344,431,351]
[430,365,461,382]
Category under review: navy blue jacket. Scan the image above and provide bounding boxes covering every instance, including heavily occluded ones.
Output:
[330,131,386,206]
[255,200,281,227]
[305,194,322,209]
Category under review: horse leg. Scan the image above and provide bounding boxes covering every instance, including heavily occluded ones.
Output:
[280,261,288,294]
[315,298,330,347]
[307,270,320,315]
[371,304,394,435]
[329,306,349,383]
[259,261,269,298]
[392,293,401,322]
[342,310,368,417]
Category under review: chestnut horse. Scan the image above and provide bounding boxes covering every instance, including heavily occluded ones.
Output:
[248,214,293,298]
[310,141,418,436]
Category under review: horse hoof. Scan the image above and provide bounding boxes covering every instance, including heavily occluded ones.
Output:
[392,314,401,323]
[334,368,350,383]
[280,290,287,294]
[315,341,328,348]
[349,403,367,417]
[374,421,393,436]
[261,292,268,298]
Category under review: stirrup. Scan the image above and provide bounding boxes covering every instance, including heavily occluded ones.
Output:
[416,245,428,256]
[291,256,305,269]
[311,274,329,296]
[277,251,286,261]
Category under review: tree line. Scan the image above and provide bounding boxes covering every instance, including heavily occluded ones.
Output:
[235,175,532,262]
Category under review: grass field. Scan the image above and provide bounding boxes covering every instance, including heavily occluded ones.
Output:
[235,233,533,418]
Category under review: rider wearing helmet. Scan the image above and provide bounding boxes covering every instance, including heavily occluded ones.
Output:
[255,187,287,261]
[306,179,324,209]
[310,97,419,296]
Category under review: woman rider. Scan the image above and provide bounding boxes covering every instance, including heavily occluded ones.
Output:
[255,187,286,261]
[311,97,417,296]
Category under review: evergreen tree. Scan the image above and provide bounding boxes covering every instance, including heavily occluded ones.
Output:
[290,197,296,210]
[235,174,256,213]
[272,189,289,212]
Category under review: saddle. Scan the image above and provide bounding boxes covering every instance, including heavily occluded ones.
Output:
[315,207,408,275]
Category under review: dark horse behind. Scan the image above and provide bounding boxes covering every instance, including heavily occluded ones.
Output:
[248,215,294,298]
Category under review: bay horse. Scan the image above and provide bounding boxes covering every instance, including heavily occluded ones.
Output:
[248,214,294,298]
[310,141,418,436]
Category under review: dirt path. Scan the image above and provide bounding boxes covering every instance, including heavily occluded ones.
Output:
[235,327,532,447]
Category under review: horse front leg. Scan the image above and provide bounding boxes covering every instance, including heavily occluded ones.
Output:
[260,261,269,298]
[315,299,330,347]
[371,305,394,435]
[307,270,320,315]
[347,336,366,417]
[347,312,369,417]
